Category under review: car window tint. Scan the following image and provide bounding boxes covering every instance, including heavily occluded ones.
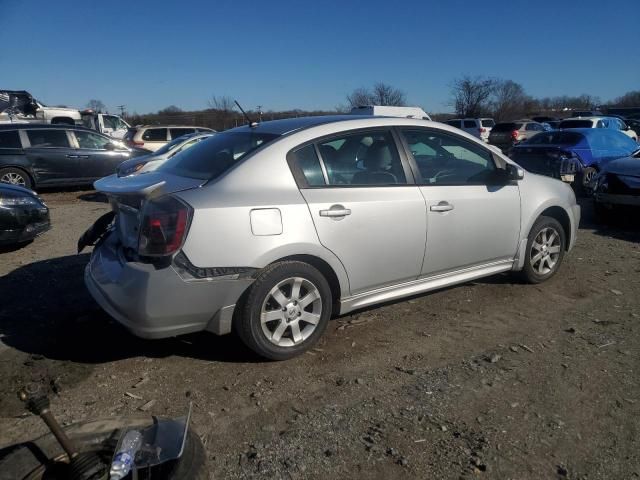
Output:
[481,119,495,127]
[290,144,325,186]
[317,130,406,186]
[463,120,476,128]
[102,115,118,130]
[445,120,461,128]
[401,129,496,185]
[170,128,196,139]
[26,130,70,148]
[74,131,112,149]
[142,128,167,141]
[0,131,21,148]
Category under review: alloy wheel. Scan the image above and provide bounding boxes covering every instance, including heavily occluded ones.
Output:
[1,172,26,186]
[529,227,561,275]
[260,277,322,347]
[582,167,597,187]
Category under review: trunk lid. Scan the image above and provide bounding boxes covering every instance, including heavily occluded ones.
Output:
[94,172,205,251]
[510,145,579,179]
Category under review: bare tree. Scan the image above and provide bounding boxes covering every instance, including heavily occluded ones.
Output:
[346,82,406,107]
[86,99,105,112]
[609,90,640,107]
[208,95,235,112]
[491,80,529,121]
[450,75,495,117]
[158,105,182,114]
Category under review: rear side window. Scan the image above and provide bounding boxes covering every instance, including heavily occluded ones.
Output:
[290,144,325,186]
[481,119,495,127]
[142,128,167,141]
[525,123,543,131]
[525,131,583,146]
[445,120,461,128]
[0,131,21,148]
[26,130,70,148]
[170,128,195,139]
[463,120,477,128]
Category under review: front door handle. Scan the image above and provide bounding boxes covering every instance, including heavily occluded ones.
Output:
[77,155,90,159]
[65,154,79,158]
[430,201,454,212]
[320,205,351,218]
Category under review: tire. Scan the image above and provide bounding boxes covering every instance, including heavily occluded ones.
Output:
[236,261,332,360]
[519,216,566,284]
[580,166,598,192]
[0,167,32,190]
[0,416,207,480]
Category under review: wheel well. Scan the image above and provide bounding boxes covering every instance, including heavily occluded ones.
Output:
[271,254,342,307]
[51,117,75,125]
[0,166,34,188]
[540,206,571,250]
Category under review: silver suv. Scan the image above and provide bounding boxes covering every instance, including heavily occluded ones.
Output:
[84,116,580,360]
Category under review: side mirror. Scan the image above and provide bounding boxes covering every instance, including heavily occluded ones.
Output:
[505,163,524,181]
[104,142,116,151]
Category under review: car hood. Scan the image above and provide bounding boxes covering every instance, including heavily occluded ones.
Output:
[0,182,38,197]
[602,156,640,177]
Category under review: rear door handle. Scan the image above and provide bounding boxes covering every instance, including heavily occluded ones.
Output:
[320,205,351,217]
[430,201,454,212]
[65,154,79,158]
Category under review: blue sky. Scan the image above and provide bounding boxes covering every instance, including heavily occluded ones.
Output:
[1,0,638,114]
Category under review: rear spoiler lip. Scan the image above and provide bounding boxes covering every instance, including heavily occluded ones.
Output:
[93,173,205,199]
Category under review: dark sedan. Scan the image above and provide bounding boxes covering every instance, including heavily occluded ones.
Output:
[592,151,640,220]
[0,182,50,246]
[0,124,149,191]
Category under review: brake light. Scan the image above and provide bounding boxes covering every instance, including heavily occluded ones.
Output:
[138,196,192,256]
[511,130,519,140]
[133,140,145,146]
[479,128,486,133]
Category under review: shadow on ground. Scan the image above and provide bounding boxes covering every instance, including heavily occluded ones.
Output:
[0,254,259,366]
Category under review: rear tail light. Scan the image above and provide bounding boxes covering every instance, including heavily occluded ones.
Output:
[511,130,519,140]
[479,128,487,133]
[138,196,192,257]
[133,140,145,147]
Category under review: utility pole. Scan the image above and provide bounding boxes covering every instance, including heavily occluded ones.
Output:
[117,105,126,117]
[256,105,263,122]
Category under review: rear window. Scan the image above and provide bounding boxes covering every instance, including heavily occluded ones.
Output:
[0,130,21,148]
[158,131,279,180]
[481,119,495,127]
[463,120,477,128]
[142,128,167,141]
[169,128,196,139]
[26,129,70,148]
[559,120,592,129]
[492,123,522,132]
[524,131,584,146]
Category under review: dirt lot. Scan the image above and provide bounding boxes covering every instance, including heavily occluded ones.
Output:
[0,189,639,479]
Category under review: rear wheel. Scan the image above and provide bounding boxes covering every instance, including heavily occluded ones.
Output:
[0,167,32,189]
[236,261,332,360]
[519,216,566,284]
[582,166,597,188]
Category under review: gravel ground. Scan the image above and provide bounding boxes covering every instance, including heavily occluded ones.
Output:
[0,189,639,479]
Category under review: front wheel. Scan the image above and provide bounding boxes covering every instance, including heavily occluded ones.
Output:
[0,167,32,189]
[519,216,566,284]
[236,261,332,360]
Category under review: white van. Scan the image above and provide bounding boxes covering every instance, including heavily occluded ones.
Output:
[350,105,431,121]
[444,118,495,142]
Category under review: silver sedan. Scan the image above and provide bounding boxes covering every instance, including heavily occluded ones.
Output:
[83,115,580,360]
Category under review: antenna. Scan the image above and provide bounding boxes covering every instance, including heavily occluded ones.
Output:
[234,100,258,127]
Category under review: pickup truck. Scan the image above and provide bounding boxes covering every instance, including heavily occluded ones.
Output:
[80,110,130,139]
[0,90,81,125]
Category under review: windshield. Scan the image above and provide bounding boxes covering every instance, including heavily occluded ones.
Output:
[524,131,584,146]
[158,131,279,180]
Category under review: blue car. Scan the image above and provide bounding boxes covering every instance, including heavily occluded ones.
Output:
[510,128,639,188]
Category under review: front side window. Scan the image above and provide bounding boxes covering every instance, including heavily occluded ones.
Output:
[0,130,21,148]
[158,131,279,180]
[317,130,407,186]
[142,128,167,141]
[26,129,70,148]
[74,131,112,149]
[401,129,496,185]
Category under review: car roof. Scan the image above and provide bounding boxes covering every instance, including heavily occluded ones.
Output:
[134,125,214,129]
[0,123,95,131]
[225,115,370,135]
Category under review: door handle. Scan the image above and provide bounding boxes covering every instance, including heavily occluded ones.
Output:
[430,201,454,212]
[65,154,79,158]
[320,205,351,217]
[77,155,90,159]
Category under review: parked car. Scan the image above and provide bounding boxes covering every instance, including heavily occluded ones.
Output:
[0,124,149,190]
[531,116,558,124]
[546,120,561,130]
[349,105,431,120]
[591,150,640,220]
[0,90,81,125]
[488,120,545,152]
[117,132,215,176]
[0,182,50,246]
[558,116,638,141]
[510,129,639,188]
[123,125,215,152]
[444,118,495,142]
[82,115,580,360]
[81,111,130,139]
